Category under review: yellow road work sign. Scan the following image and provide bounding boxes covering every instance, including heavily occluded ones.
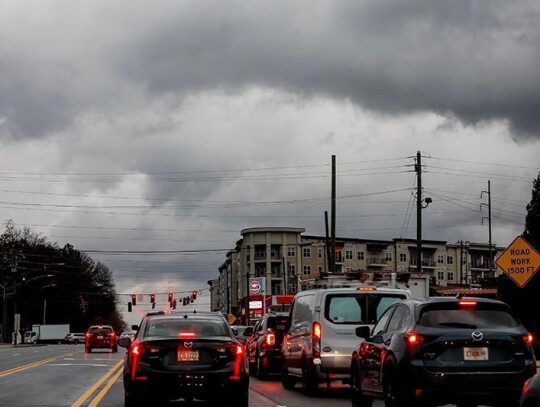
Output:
[496,236,540,288]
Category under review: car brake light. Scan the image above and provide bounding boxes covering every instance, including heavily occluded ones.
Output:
[405,332,424,345]
[266,333,276,346]
[357,286,376,291]
[523,333,535,345]
[231,343,244,381]
[459,300,477,307]
[312,322,322,357]
[179,332,196,339]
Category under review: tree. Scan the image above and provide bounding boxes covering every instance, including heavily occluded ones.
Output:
[499,173,540,351]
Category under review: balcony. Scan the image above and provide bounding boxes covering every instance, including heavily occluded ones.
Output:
[410,260,437,269]
[470,262,492,270]
[368,257,387,267]
[254,252,266,261]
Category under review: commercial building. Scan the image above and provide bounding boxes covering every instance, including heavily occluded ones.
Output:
[208,227,503,324]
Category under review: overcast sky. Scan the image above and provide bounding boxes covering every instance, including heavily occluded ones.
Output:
[1,1,539,325]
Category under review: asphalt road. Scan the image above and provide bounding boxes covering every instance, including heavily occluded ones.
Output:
[0,344,512,406]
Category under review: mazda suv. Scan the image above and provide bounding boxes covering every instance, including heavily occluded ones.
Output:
[350,297,536,407]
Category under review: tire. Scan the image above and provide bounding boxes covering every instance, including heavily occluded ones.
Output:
[383,369,409,407]
[302,361,319,397]
[256,354,268,380]
[350,361,373,407]
[73,339,79,345]
[124,392,150,407]
[112,345,118,353]
[281,365,296,390]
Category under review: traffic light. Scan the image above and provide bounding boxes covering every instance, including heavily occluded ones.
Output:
[150,294,155,303]
[152,302,156,309]
[191,290,198,301]
[131,294,137,306]
[183,296,188,306]
[128,302,132,312]
[172,299,177,309]
[168,293,173,302]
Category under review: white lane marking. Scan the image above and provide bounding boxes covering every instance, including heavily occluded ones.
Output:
[48,363,109,367]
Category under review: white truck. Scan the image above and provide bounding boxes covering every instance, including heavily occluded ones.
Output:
[24,324,70,344]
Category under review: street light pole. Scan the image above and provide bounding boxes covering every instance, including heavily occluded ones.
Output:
[0,281,6,343]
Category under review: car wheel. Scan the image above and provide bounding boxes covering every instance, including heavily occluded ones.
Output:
[281,364,296,390]
[302,362,319,396]
[383,369,409,407]
[73,339,79,345]
[350,361,373,407]
[124,392,149,407]
[112,345,118,353]
[256,354,268,380]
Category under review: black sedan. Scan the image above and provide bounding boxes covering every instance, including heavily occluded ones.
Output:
[118,311,249,407]
[350,296,536,407]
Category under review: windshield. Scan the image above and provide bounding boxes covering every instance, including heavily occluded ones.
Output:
[325,293,407,325]
[144,319,230,338]
[418,309,520,329]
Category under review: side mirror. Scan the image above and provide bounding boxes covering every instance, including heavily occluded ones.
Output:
[117,337,132,348]
[243,326,254,336]
[355,326,371,339]
[131,325,139,332]
[231,328,239,336]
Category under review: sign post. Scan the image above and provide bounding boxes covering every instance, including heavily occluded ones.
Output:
[495,236,540,288]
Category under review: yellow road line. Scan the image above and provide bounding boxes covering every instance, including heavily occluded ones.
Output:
[0,352,78,378]
[88,364,123,407]
[71,360,123,407]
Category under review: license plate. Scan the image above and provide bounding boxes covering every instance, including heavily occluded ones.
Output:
[464,347,488,361]
[97,335,103,339]
[177,350,199,362]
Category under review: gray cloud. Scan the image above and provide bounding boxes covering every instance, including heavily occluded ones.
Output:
[2,1,540,140]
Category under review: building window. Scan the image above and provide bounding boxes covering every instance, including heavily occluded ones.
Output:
[385,252,393,262]
[357,251,365,260]
[447,255,454,265]
[303,265,311,275]
[288,264,296,275]
[318,248,323,258]
[399,253,407,262]
[319,266,323,272]
[345,250,353,260]
[303,247,311,258]
[437,254,444,264]
[447,272,455,281]
[345,267,353,273]
[437,271,445,280]
[287,246,295,257]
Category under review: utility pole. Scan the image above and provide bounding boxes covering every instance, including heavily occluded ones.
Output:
[416,151,423,275]
[331,155,336,274]
[324,211,330,275]
[415,151,432,275]
[481,180,493,277]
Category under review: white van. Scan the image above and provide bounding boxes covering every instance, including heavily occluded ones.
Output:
[281,285,411,395]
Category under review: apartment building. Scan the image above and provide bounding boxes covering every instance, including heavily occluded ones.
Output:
[208,227,504,322]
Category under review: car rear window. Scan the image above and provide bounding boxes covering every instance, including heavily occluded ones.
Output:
[325,293,407,325]
[145,318,230,338]
[418,309,520,329]
[267,316,288,331]
[89,326,113,334]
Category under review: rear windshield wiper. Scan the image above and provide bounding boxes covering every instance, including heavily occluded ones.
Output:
[438,322,477,329]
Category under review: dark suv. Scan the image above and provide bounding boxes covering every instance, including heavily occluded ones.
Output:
[85,325,118,353]
[350,297,536,407]
[118,311,249,407]
[245,312,288,379]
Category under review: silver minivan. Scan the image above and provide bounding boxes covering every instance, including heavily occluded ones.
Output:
[281,285,411,394]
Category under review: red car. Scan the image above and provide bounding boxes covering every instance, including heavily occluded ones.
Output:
[85,325,118,353]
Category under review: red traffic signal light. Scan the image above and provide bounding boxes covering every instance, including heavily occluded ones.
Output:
[131,294,137,306]
[150,294,155,303]
[168,293,173,302]
[191,290,198,301]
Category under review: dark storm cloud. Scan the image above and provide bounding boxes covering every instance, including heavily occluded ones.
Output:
[114,0,540,139]
[2,0,540,140]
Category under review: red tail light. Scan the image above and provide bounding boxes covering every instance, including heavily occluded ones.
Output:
[523,333,535,345]
[459,300,477,307]
[265,333,276,346]
[405,332,424,345]
[230,343,245,380]
[313,322,322,357]
[179,332,196,340]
